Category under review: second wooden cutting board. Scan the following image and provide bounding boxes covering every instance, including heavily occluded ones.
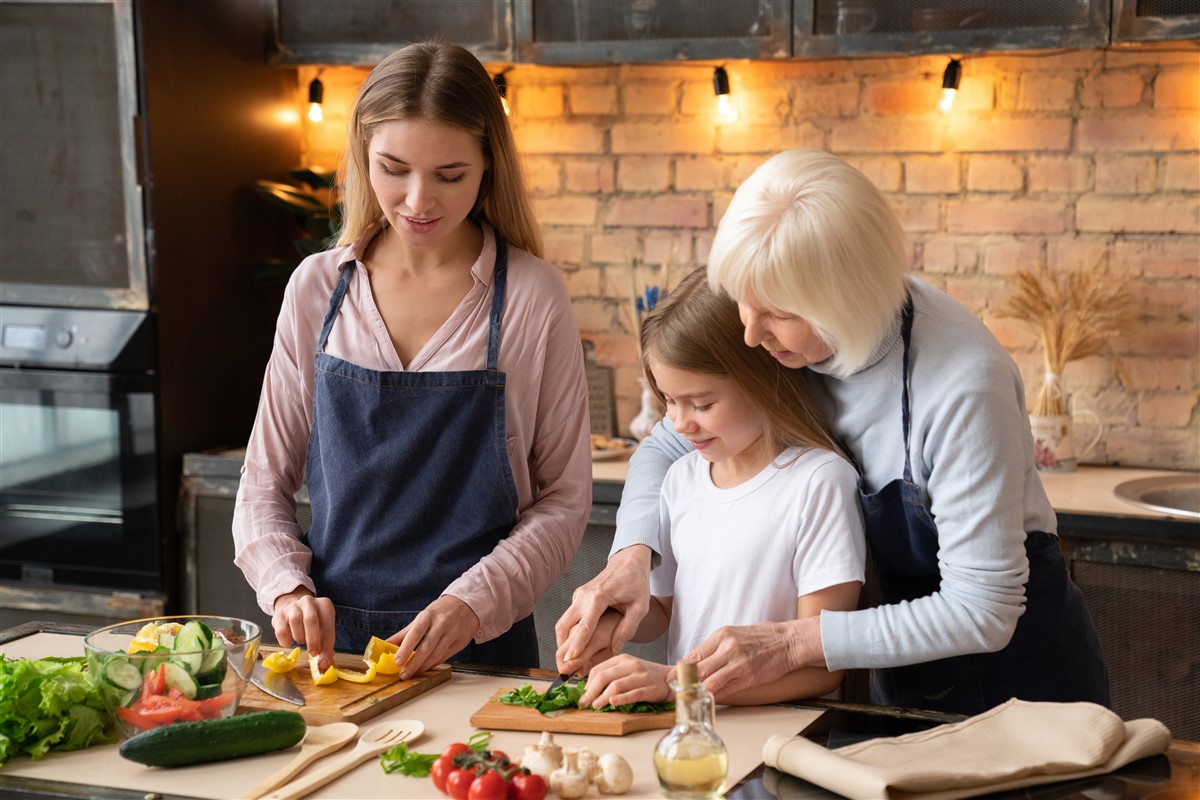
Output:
[469,689,674,736]
[240,646,451,725]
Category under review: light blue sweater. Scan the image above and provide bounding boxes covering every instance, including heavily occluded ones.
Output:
[613,276,1057,671]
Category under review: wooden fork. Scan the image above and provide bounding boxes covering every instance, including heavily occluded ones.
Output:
[259,720,425,800]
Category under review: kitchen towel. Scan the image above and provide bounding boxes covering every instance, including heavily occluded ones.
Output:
[762,698,1172,800]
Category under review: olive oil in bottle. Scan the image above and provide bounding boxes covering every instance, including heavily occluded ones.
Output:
[653,661,728,799]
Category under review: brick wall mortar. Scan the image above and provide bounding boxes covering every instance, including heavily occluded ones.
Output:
[300,49,1199,469]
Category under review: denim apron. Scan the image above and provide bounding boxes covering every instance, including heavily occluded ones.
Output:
[303,235,537,667]
[858,297,1110,715]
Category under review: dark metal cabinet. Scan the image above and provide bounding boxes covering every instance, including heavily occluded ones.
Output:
[513,0,792,63]
[794,0,1112,57]
[266,0,513,64]
[1112,0,1200,42]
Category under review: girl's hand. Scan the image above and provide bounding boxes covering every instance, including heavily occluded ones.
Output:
[579,653,671,708]
[389,594,480,679]
[272,589,336,672]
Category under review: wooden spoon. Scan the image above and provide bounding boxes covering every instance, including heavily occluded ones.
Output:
[239,721,359,800]
[259,719,425,800]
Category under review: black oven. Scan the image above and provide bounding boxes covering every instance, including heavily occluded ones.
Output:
[0,307,161,595]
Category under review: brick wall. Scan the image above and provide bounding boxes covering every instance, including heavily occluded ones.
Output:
[298,46,1199,470]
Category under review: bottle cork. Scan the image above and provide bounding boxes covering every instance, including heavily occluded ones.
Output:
[676,660,699,688]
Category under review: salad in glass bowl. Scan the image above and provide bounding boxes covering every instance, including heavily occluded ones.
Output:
[84,615,261,738]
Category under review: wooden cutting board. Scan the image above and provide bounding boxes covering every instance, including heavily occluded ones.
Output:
[239,646,451,725]
[469,689,674,736]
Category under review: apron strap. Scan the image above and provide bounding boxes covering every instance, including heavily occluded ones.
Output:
[486,236,509,372]
[317,263,355,354]
[899,293,915,483]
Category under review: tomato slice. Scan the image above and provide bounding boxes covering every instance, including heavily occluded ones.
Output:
[140,663,166,699]
[115,705,160,731]
[196,692,237,718]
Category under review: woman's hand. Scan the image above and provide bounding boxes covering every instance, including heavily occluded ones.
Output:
[554,545,653,675]
[578,653,671,709]
[389,595,479,680]
[685,617,824,700]
[272,588,336,672]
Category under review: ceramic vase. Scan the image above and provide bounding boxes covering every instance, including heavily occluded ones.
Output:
[629,376,660,442]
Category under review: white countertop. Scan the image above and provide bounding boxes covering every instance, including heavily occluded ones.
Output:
[595,453,1198,524]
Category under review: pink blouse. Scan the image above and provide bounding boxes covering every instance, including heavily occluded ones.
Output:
[232,223,592,643]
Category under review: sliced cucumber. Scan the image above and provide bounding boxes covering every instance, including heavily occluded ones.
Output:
[161,661,199,700]
[195,682,223,700]
[104,657,144,691]
[196,643,226,678]
[171,621,210,673]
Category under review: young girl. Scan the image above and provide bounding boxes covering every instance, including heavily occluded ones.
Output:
[232,42,591,676]
[578,267,866,708]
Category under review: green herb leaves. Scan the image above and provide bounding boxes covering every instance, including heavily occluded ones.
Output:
[498,682,674,715]
[379,741,438,776]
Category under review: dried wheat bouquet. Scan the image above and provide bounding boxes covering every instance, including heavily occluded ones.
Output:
[1001,265,1134,416]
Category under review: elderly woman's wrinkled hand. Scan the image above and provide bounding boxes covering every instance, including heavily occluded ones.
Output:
[685,617,823,700]
[554,545,653,675]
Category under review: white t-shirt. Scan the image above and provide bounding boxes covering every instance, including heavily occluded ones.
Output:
[650,446,867,664]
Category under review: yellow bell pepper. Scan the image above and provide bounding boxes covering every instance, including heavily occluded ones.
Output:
[309,655,338,685]
[262,647,301,674]
[333,663,378,684]
[362,635,414,675]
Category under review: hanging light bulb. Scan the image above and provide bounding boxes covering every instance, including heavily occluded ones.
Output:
[713,66,738,123]
[939,58,962,112]
[493,72,511,116]
[307,71,325,123]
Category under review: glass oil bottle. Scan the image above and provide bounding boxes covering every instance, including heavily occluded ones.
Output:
[653,661,728,798]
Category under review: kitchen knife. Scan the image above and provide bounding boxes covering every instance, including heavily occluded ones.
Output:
[250,662,306,706]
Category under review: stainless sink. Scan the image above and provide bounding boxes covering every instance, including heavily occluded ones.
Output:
[1113,474,1200,519]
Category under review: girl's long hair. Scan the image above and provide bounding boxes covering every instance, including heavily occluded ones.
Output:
[641,267,844,460]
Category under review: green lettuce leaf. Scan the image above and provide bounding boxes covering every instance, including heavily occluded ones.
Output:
[0,654,115,765]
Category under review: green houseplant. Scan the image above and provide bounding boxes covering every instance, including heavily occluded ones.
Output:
[252,166,341,283]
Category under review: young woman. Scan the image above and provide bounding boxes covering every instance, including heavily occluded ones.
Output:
[233,42,591,677]
[576,268,865,709]
[558,150,1109,715]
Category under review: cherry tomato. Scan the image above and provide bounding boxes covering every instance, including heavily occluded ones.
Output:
[446,768,477,800]
[430,756,455,794]
[468,769,509,800]
[509,773,548,800]
[489,749,509,765]
[442,742,471,762]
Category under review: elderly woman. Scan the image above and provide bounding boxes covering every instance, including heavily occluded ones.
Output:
[557,149,1108,715]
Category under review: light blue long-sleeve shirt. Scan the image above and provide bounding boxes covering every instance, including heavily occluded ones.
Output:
[613,276,1057,671]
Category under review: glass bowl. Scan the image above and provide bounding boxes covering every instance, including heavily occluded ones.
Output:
[84,615,261,738]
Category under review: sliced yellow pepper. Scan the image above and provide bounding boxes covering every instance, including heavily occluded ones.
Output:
[362,635,415,675]
[371,652,401,674]
[126,638,159,655]
[333,663,378,683]
[309,655,338,685]
[262,647,301,674]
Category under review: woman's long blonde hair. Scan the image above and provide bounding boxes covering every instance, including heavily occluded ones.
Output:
[337,41,543,257]
[641,267,844,460]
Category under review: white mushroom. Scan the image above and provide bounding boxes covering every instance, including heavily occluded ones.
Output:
[577,746,599,782]
[549,749,590,799]
[593,752,633,795]
[520,731,563,779]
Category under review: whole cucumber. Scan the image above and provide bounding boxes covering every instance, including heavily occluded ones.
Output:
[119,710,306,767]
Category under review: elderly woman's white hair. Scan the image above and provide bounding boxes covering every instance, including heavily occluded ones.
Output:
[708,149,909,378]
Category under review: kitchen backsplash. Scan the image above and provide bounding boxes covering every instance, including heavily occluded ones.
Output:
[295,47,1198,470]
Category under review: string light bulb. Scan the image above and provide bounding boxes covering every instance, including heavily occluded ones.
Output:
[939,58,962,112]
[493,72,511,116]
[307,71,324,123]
[712,66,738,123]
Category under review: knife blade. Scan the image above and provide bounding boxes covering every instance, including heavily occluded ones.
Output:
[250,662,306,706]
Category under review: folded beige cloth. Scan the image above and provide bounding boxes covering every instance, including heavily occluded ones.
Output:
[762,699,1172,800]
